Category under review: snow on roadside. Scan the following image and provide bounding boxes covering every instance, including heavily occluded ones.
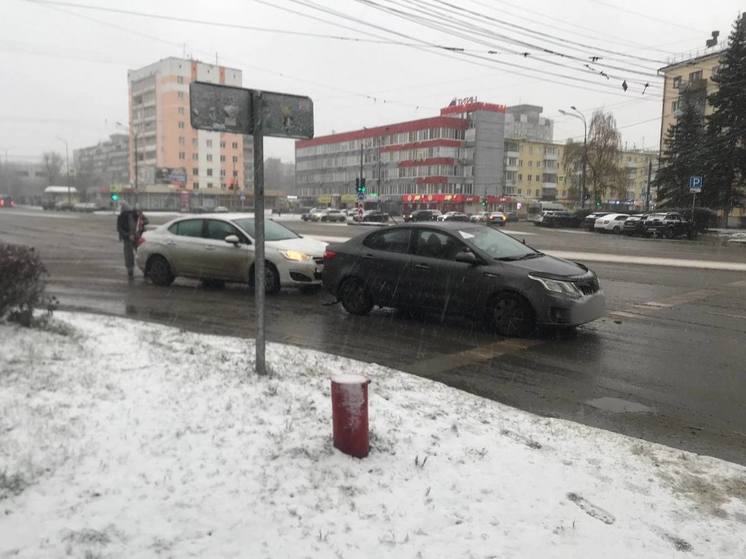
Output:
[0,312,745,558]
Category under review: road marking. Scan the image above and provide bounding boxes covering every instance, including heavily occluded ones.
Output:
[706,310,746,320]
[404,338,542,376]
[0,210,78,219]
[503,230,538,237]
[610,289,717,322]
[608,310,643,320]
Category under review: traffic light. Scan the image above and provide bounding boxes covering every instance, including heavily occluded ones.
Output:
[356,177,367,195]
[481,197,488,208]
[111,193,120,202]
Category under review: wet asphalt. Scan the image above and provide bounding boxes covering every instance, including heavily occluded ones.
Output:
[2,208,746,465]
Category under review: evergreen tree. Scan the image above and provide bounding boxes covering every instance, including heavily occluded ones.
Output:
[655,100,705,208]
[705,14,746,219]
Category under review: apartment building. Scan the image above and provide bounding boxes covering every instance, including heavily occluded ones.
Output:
[127,57,252,194]
[504,139,564,201]
[73,133,129,187]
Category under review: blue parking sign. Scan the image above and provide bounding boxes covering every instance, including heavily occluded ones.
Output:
[688,176,703,193]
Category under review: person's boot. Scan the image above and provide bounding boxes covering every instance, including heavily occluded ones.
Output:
[127,268,134,281]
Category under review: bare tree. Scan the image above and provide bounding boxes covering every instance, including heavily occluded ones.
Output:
[42,151,64,186]
[563,111,626,204]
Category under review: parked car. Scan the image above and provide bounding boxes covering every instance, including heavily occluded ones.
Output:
[136,214,327,294]
[533,210,557,226]
[313,208,346,223]
[622,214,648,236]
[439,211,470,222]
[213,206,229,213]
[301,207,319,221]
[539,211,582,228]
[642,212,691,238]
[504,211,519,223]
[485,212,508,226]
[72,202,97,212]
[470,211,490,223]
[582,212,610,231]
[404,209,441,222]
[355,210,389,223]
[322,222,605,337]
[594,213,630,233]
[0,194,15,208]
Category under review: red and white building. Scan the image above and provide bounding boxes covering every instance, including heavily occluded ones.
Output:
[295,100,506,211]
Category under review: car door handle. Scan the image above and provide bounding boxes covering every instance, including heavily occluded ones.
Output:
[166,240,176,246]
[415,264,430,271]
[362,253,375,260]
[482,272,500,279]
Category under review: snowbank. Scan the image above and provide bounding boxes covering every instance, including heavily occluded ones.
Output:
[1,313,744,558]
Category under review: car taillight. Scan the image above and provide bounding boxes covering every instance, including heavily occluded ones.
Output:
[136,236,146,247]
[323,249,337,262]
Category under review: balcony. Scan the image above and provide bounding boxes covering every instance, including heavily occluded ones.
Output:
[680,78,707,93]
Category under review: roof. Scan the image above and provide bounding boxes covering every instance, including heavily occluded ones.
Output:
[658,49,723,73]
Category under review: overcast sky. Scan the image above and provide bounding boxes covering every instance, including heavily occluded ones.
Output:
[0,0,741,164]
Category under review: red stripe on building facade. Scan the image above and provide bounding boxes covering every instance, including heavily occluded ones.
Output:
[296,117,467,148]
[440,102,506,115]
[379,139,462,153]
[397,157,455,168]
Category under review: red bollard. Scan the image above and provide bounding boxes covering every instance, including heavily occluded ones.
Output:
[331,375,370,458]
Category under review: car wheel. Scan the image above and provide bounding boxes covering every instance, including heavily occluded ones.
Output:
[249,262,281,295]
[664,227,673,239]
[489,293,535,337]
[146,255,174,287]
[338,277,373,315]
[613,225,621,234]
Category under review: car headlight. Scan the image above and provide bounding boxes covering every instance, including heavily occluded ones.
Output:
[279,250,312,262]
[529,274,583,298]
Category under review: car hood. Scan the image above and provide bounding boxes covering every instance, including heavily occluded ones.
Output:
[497,254,589,279]
[268,236,327,256]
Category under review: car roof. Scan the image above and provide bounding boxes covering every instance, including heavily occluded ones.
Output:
[386,221,484,231]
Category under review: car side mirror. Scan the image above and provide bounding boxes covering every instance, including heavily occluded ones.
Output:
[455,250,479,265]
[224,234,240,246]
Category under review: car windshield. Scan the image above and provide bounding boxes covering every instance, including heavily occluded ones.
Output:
[456,226,540,260]
[232,218,299,241]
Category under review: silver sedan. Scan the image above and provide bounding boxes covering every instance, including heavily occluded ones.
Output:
[135,214,327,293]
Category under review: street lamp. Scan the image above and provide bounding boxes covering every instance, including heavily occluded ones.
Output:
[55,136,72,205]
[559,107,587,208]
[116,121,138,204]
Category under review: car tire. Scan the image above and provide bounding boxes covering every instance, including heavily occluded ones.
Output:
[664,227,673,239]
[489,292,535,337]
[146,255,175,287]
[249,262,281,295]
[338,277,373,315]
[613,226,621,234]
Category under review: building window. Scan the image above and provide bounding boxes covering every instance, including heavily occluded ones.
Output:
[178,91,184,99]
[536,175,540,182]
[192,182,199,189]
[689,70,702,82]
[519,160,523,167]
[518,174,522,181]
[206,139,213,147]
[192,138,198,147]
[206,154,213,162]
[192,153,198,160]
[232,156,238,163]
[220,141,226,148]
[672,99,680,113]
[535,189,540,197]
[221,183,226,189]
[672,76,681,89]
[178,152,185,160]
[178,107,185,115]
[207,169,213,176]
[220,169,226,177]
[178,121,185,129]
[528,161,533,167]
[207,182,213,188]
[233,171,238,178]
[528,175,532,182]
[192,168,198,176]
[178,136,185,145]
[220,155,226,162]
[232,142,238,149]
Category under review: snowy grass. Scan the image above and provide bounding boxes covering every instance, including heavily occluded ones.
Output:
[0,312,745,558]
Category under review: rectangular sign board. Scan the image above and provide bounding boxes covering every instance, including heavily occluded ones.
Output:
[688,175,703,193]
[190,82,252,134]
[258,91,314,139]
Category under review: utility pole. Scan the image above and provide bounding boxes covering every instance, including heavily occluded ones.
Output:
[645,159,653,212]
[252,92,267,376]
[133,131,139,206]
[56,137,71,205]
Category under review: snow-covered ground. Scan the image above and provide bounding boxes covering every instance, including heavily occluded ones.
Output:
[1,313,745,558]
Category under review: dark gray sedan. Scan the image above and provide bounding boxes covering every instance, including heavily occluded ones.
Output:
[322,222,605,336]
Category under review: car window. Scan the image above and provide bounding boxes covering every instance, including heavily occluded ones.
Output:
[414,230,466,260]
[169,219,203,237]
[232,218,299,241]
[615,215,628,220]
[205,219,246,242]
[363,228,411,253]
[461,226,538,260]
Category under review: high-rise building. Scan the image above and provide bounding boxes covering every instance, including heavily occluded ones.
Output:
[73,133,129,188]
[658,49,724,147]
[295,100,506,211]
[504,105,554,142]
[504,139,564,201]
[127,57,252,194]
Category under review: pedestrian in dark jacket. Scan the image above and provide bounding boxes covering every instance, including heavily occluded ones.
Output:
[117,202,137,279]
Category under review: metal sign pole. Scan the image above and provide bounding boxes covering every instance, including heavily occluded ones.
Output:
[253,92,266,376]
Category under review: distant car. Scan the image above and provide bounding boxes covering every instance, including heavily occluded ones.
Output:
[73,202,96,212]
[485,212,507,227]
[583,212,610,231]
[136,214,327,293]
[315,209,347,223]
[356,210,389,223]
[540,211,582,228]
[594,213,630,233]
[504,211,519,223]
[301,207,318,221]
[322,222,605,337]
[622,214,648,236]
[405,209,441,222]
[213,206,229,213]
[0,194,15,208]
[470,212,490,223]
[642,212,691,239]
[439,211,470,222]
[533,210,554,226]
[54,200,75,211]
